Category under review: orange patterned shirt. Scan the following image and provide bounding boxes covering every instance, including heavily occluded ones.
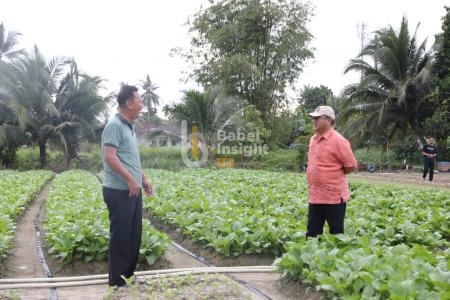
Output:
[306,128,357,204]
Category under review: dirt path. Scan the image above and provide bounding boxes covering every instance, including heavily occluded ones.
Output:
[146,213,323,300]
[0,182,53,299]
[349,171,450,190]
[54,243,266,300]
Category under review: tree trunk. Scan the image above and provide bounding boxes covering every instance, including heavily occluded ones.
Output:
[39,142,47,168]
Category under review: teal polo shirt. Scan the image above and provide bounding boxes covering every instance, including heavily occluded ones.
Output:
[101,113,142,190]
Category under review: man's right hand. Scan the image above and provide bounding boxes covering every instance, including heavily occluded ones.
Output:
[127,177,140,197]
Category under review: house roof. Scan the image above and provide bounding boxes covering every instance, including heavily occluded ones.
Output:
[135,121,181,139]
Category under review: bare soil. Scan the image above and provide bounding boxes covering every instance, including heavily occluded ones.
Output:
[348,170,450,190]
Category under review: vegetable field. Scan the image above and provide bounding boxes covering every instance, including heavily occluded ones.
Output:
[44,170,169,266]
[0,170,53,261]
[144,168,450,299]
[0,168,448,299]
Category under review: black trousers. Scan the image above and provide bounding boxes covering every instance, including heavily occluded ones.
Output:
[423,159,434,181]
[306,200,346,237]
[103,187,142,287]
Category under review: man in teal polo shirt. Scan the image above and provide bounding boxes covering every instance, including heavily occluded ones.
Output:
[101,85,153,287]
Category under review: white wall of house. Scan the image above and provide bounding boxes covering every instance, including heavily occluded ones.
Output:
[150,135,181,147]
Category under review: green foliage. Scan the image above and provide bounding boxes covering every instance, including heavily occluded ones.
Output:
[434,6,450,86]
[218,105,270,159]
[11,147,72,171]
[0,142,19,168]
[326,96,344,124]
[179,0,314,115]
[144,168,449,297]
[240,105,269,144]
[423,99,450,145]
[277,236,449,299]
[145,168,309,256]
[139,146,185,171]
[424,7,450,158]
[354,145,426,170]
[0,23,23,61]
[146,169,449,255]
[299,85,333,112]
[0,214,13,267]
[0,170,53,261]
[54,61,109,166]
[339,17,435,147]
[0,44,109,168]
[0,46,71,167]
[11,145,184,172]
[291,107,313,168]
[245,149,299,171]
[164,89,216,140]
[0,94,26,168]
[277,180,449,298]
[45,170,169,265]
[164,86,248,148]
[265,116,293,149]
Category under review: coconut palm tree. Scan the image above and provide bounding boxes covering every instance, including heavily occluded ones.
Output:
[0,96,26,167]
[0,46,71,167]
[338,17,434,147]
[54,61,108,166]
[140,75,160,119]
[0,22,24,61]
[166,90,215,139]
[164,86,244,145]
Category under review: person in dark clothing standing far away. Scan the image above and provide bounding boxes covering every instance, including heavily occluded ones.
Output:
[421,137,438,182]
[101,85,154,287]
[306,106,358,238]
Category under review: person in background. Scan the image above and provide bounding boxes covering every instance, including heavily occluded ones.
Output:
[306,106,358,238]
[421,137,438,182]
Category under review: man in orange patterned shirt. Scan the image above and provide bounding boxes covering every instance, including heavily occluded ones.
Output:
[306,106,358,237]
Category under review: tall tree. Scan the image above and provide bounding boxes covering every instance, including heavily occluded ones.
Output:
[177,0,314,116]
[164,86,244,144]
[165,90,215,143]
[338,17,434,147]
[0,46,70,167]
[299,85,333,112]
[0,91,26,167]
[139,75,160,120]
[54,61,109,166]
[0,22,23,61]
[424,6,450,158]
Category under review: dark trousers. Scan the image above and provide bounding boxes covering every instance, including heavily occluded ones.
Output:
[423,160,434,181]
[103,187,142,287]
[306,200,346,237]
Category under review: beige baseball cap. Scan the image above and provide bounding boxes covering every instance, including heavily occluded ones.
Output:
[308,106,336,120]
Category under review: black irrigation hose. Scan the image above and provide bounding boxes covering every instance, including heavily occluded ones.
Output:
[34,185,58,300]
[170,241,273,300]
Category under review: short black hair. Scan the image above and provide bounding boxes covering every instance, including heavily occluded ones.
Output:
[117,85,138,107]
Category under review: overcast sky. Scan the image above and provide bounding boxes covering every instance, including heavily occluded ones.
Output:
[1,0,448,114]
